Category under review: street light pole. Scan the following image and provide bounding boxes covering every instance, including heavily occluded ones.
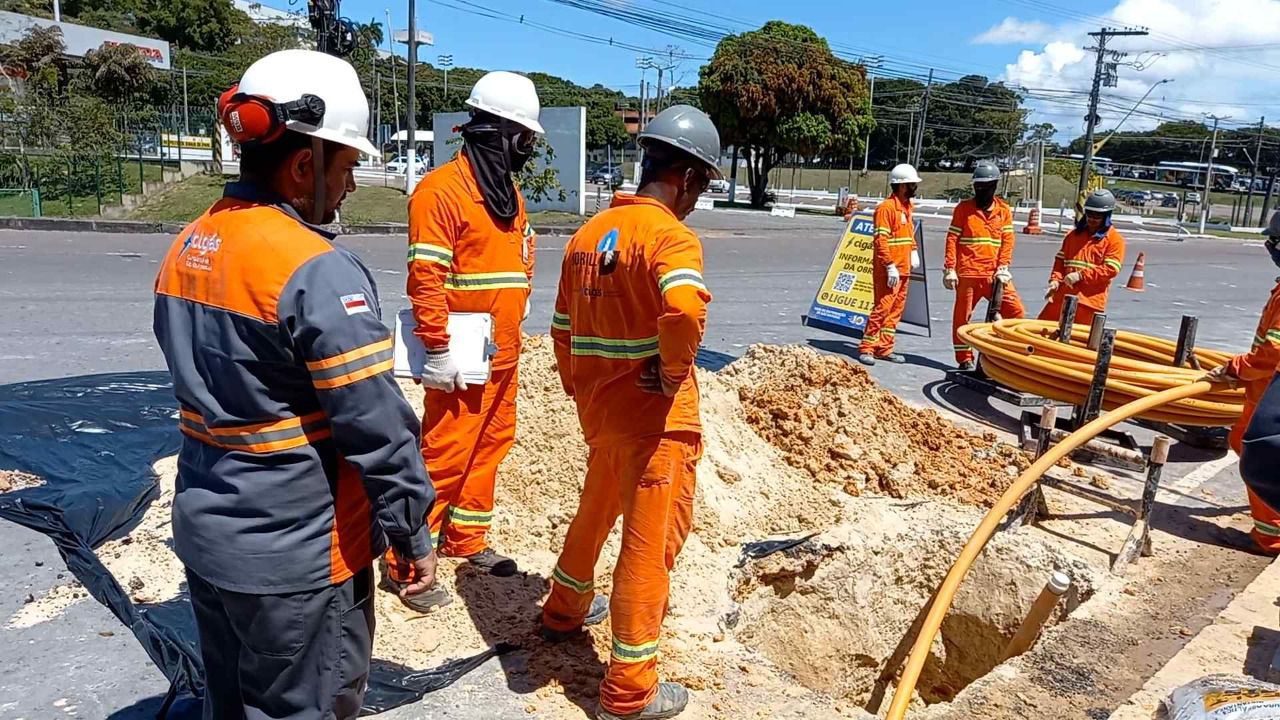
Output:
[438,54,453,100]
[386,8,402,162]
[1199,114,1229,235]
[1092,78,1172,155]
[405,0,417,194]
[1077,27,1149,209]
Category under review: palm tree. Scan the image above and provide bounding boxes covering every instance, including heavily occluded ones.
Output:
[362,19,384,49]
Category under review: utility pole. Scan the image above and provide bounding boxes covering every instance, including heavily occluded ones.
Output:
[438,54,453,99]
[373,59,381,148]
[912,69,933,167]
[1199,113,1228,234]
[405,0,417,193]
[181,65,189,136]
[387,9,402,162]
[862,75,875,174]
[1246,116,1265,225]
[1077,27,1149,208]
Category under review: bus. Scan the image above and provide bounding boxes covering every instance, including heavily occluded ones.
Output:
[1156,160,1239,189]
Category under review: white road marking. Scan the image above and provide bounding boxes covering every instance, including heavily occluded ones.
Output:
[1163,451,1239,495]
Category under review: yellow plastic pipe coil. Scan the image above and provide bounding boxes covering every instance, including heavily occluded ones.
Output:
[957,319,1244,426]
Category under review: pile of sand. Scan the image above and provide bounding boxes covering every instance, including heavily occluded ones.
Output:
[724,345,1031,507]
[0,469,44,492]
[9,339,1097,718]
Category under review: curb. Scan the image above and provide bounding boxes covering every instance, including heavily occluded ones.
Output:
[0,216,587,237]
[0,216,188,234]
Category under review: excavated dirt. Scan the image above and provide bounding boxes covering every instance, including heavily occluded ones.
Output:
[0,469,44,492]
[725,346,1031,507]
[9,339,1178,719]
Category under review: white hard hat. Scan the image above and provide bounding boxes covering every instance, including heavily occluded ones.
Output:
[889,163,923,184]
[466,71,544,134]
[238,49,378,157]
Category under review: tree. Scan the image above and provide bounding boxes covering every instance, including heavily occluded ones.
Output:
[699,20,872,206]
[135,0,247,52]
[0,25,69,101]
[921,75,1025,169]
[586,97,628,150]
[81,42,160,105]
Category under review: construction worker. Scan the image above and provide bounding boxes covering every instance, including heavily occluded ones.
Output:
[541,104,720,720]
[859,163,922,366]
[945,160,1025,370]
[383,70,542,609]
[1202,210,1280,554]
[152,50,437,718]
[1038,188,1126,328]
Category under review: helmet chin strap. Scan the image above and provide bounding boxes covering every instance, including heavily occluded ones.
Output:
[310,136,326,226]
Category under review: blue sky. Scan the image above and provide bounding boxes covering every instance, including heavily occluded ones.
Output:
[262,0,1280,136]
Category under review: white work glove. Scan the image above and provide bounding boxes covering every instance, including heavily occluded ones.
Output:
[1063,271,1083,287]
[886,263,901,289]
[523,297,531,321]
[995,265,1013,285]
[943,268,958,291]
[910,249,921,271]
[421,349,468,392]
[1200,363,1240,389]
[1043,280,1060,300]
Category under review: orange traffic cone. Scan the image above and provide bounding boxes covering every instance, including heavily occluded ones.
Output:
[841,195,859,221]
[1022,204,1044,234]
[1125,252,1146,292]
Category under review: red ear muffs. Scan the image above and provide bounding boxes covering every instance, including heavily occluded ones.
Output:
[218,82,326,147]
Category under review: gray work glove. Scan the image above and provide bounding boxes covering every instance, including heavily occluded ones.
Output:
[943,268,958,291]
[421,348,467,392]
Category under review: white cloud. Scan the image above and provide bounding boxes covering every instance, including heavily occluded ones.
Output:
[973,17,1054,45]
[994,0,1280,137]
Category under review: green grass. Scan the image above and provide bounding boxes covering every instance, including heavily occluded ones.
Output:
[130,174,590,228]
[0,161,172,218]
[1205,228,1266,240]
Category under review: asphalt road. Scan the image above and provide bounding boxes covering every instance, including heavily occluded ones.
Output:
[0,208,1273,717]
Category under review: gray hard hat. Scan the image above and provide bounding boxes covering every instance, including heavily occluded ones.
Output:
[639,104,723,179]
[1083,188,1116,213]
[1263,209,1280,239]
[972,160,1000,184]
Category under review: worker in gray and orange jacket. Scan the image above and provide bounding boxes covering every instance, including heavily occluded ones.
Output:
[153,50,436,719]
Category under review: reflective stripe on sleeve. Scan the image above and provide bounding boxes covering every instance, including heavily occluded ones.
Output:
[408,243,453,267]
[307,337,395,390]
[1104,258,1123,271]
[658,268,707,294]
[179,409,332,453]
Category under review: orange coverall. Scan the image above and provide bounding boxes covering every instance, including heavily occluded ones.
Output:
[1227,279,1280,553]
[1038,225,1126,329]
[945,198,1025,364]
[387,151,536,576]
[542,193,710,716]
[859,193,915,356]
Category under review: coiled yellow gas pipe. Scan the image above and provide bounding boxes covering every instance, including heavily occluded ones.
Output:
[885,321,1243,718]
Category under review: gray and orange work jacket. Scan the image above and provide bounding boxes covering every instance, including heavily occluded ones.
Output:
[153,183,434,594]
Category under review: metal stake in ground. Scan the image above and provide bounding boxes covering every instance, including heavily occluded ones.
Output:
[1004,404,1056,530]
[1173,314,1200,370]
[1077,328,1117,427]
[1112,435,1171,573]
[984,278,1006,324]
[1057,295,1079,343]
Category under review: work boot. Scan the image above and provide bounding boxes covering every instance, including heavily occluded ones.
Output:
[541,594,610,643]
[858,353,877,366]
[877,352,907,364]
[596,682,689,720]
[957,360,976,372]
[455,548,519,577]
[380,575,454,614]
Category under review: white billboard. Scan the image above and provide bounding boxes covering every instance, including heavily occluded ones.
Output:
[0,11,171,70]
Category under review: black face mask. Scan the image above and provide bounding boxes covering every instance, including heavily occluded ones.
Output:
[974,184,997,207]
[461,119,534,222]
[1267,237,1280,269]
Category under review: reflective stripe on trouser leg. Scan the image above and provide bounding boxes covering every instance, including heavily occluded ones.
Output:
[1248,488,1280,553]
[543,447,623,632]
[952,277,981,363]
[861,278,909,355]
[600,433,702,716]
[438,366,518,557]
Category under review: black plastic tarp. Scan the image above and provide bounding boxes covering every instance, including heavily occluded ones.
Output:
[0,372,509,716]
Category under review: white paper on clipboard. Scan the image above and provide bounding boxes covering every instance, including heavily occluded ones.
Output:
[394,310,493,385]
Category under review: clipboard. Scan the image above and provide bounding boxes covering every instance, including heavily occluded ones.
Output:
[394,310,495,385]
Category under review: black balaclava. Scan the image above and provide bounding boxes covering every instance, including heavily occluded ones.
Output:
[460,113,535,222]
[1266,236,1280,268]
[974,182,997,209]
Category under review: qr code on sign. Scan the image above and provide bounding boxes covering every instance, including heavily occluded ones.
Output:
[833,271,856,293]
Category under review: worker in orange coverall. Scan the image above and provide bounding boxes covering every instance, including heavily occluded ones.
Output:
[383,71,543,611]
[858,163,923,366]
[1038,188,1126,329]
[944,160,1025,370]
[1202,209,1280,554]
[540,104,720,720]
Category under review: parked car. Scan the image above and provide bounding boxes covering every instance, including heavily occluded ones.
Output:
[708,178,730,194]
[589,166,624,187]
[1185,191,1202,204]
[1161,194,1179,208]
[386,155,428,175]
